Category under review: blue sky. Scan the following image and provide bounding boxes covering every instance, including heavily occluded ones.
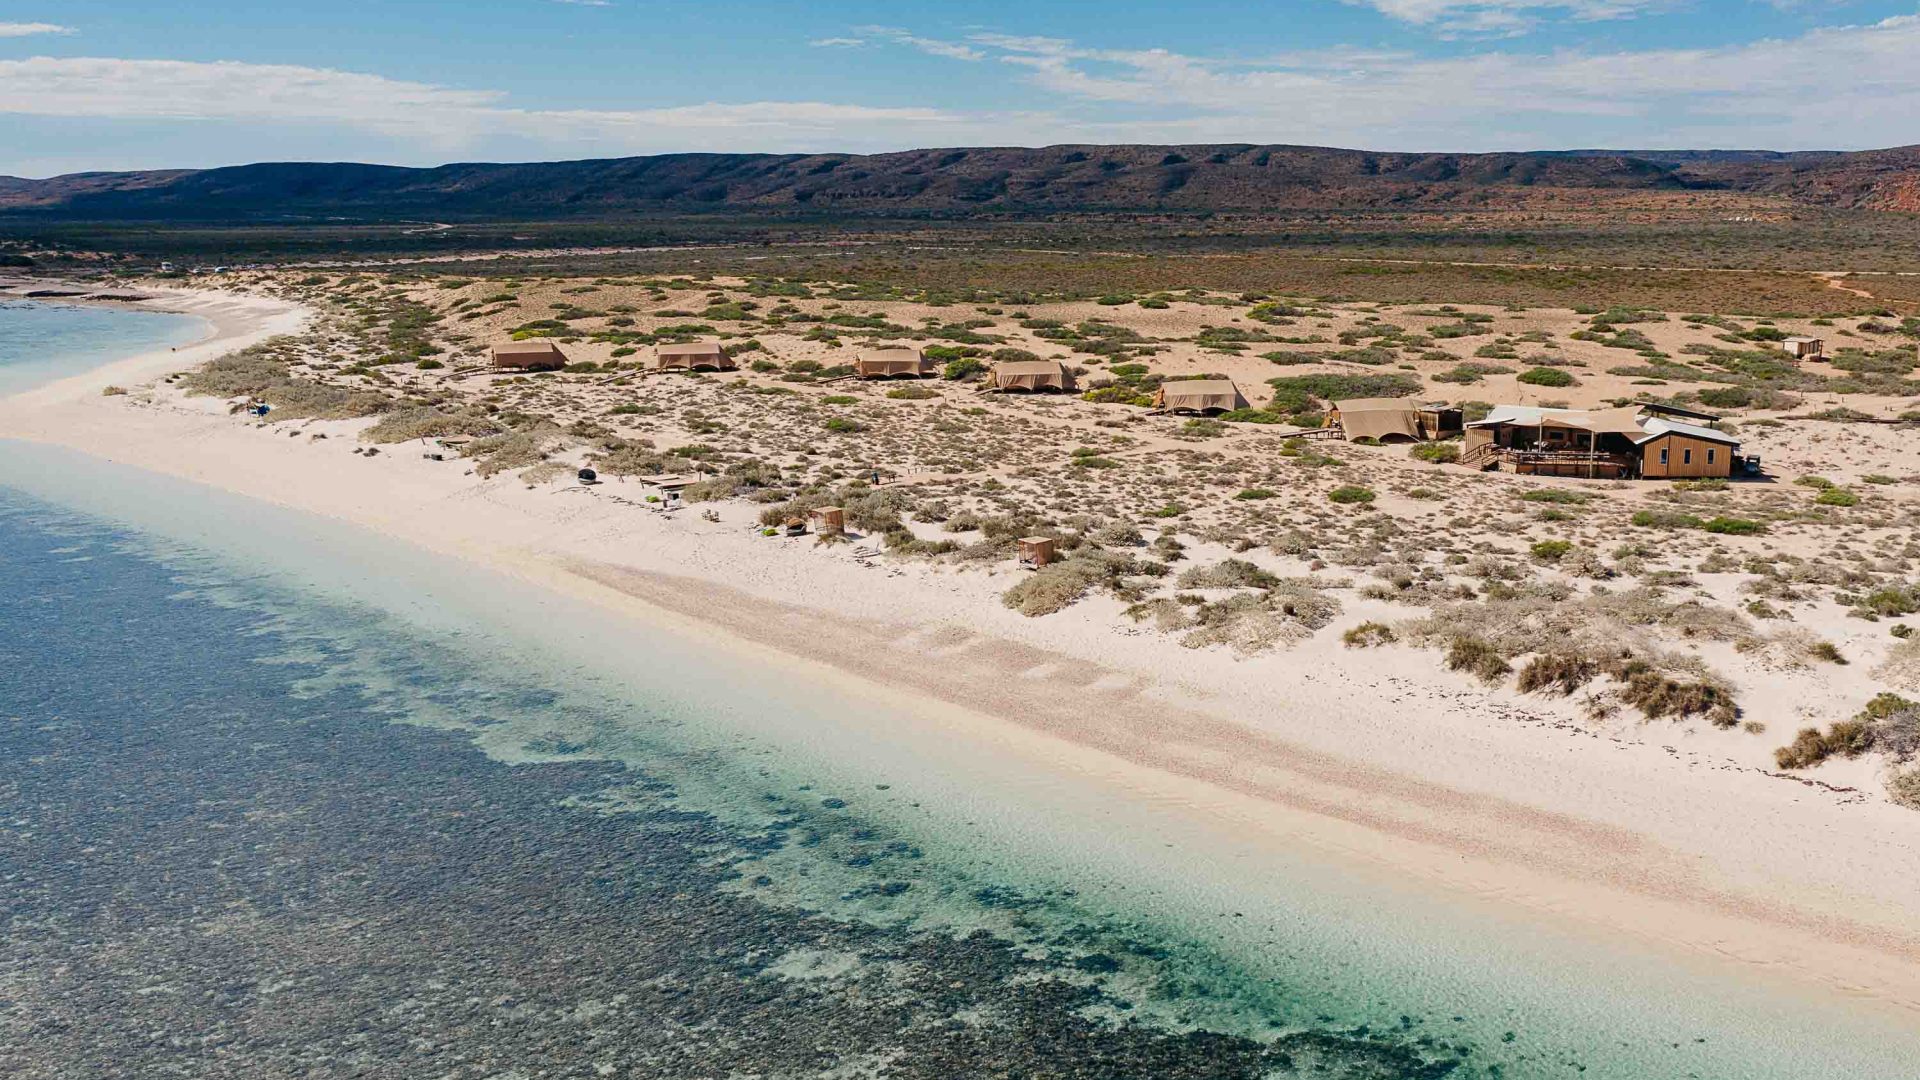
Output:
[2,1,1917,175]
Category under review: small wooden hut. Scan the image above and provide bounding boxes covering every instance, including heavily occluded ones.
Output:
[491,340,567,371]
[653,342,735,372]
[992,360,1070,392]
[855,348,933,379]
[1781,337,1825,360]
[1154,379,1247,413]
[809,506,846,535]
[1018,536,1056,568]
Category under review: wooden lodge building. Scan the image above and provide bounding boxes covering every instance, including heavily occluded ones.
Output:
[1462,403,1746,479]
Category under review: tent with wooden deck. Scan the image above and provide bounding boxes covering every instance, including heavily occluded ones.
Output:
[855,347,933,378]
[1155,379,1247,413]
[653,342,735,372]
[991,360,1070,392]
[491,340,567,371]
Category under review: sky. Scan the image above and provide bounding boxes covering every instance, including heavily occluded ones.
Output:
[2,1,1918,176]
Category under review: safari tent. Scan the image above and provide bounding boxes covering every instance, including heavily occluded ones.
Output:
[1328,398,1422,442]
[1329,398,1462,442]
[491,340,567,371]
[1155,379,1248,413]
[855,347,934,378]
[991,360,1070,392]
[1782,337,1825,360]
[653,342,735,372]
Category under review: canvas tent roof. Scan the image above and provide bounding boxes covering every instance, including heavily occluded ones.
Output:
[992,360,1069,391]
[1331,397,1422,441]
[855,348,931,377]
[491,340,566,369]
[653,342,734,370]
[1469,405,1642,434]
[1783,336,1821,345]
[1157,379,1247,412]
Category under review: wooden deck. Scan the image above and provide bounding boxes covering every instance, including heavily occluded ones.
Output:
[1464,445,1635,478]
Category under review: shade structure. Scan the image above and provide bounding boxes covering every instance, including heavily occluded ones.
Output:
[992,360,1069,392]
[1330,397,1423,442]
[855,348,933,378]
[1018,536,1056,567]
[491,340,567,371]
[1155,379,1247,413]
[653,342,735,371]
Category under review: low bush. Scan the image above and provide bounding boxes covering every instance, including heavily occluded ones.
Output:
[1530,540,1573,562]
[1517,367,1577,387]
[1702,516,1765,535]
[1409,442,1459,464]
[1343,621,1398,648]
[1446,636,1512,684]
[1328,485,1376,505]
[1516,653,1599,696]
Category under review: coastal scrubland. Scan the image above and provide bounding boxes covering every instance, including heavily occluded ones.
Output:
[122,257,1920,809]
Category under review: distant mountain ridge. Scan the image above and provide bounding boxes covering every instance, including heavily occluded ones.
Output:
[4,143,1918,218]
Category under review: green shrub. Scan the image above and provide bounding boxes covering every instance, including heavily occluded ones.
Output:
[1235,488,1278,500]
[943,357,987,380]
[1702,516,1765,535]
[1516,367,1576,387]
[1327,485,1376,505]
[1815,487,1859,507]
[1530,540,1573,562]
[1409,442,1459,464]
[823,417,864,433]
[1631,509,1703,529]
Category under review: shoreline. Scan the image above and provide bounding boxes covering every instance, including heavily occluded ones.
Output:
[3,287,1920,1033]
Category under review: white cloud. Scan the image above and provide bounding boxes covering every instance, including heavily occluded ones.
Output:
[853,25,987,62]
[0,56,969,155]
[0,22,73,37]
[869,17,1920,150]
[1346,0,1671,35]
[809,37,867,48]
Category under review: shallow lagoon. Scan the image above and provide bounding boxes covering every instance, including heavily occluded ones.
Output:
[0,300,208,395]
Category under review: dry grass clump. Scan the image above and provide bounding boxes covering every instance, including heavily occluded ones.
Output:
[1003,549,1163,617]
[1342,621,1397,648]
[1612,659,1738,728]
[1516,653,1600,696]
[1874,637,1920,690]
[1446,636,1513,683]
[1176,584,1340,654]
[466,423,566,477]
[1176,558,1279,590]
[1775,694,1920,771]
[362,403,503,443]
[180,340,389,420]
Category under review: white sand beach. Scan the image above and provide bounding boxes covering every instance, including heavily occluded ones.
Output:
[4,283,1920,1043]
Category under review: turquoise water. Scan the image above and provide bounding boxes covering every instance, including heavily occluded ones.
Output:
[3,321,1918,1077]
[0,299,207,394]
